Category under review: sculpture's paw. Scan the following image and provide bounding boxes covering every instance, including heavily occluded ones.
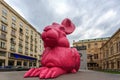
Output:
[39,67,66,79]
[24,67,47,78]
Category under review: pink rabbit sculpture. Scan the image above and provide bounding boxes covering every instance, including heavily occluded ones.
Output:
[24,18,80,79]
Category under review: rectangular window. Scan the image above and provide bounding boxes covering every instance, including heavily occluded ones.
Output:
[29,62,32,66]
[19,28,23,34]
[19,33,23,40]
[11,23,16,28]
[94,54,98,59]
[95,43,98,48]
[40,40,41,43]
[117,61,120,68]
[18,47,22,52]
[118,41,120,52]
[95,43,98,45]
[20,23,23,28]
[1,24,7,31]
[2,8,7,17]
[26,32,28,36]
[26,26,29,36]
[12,16,16,22]
[2,17,7,22]
[10,44,15,50]
[30,44,33,51]
[88,43,91,48]
[17,61,21,66]
[1,33,6,40]
[35,34,37,37]
[111,62,114,69]
[0,51,6,56]
[0,41,6,48]
[35,46,37,52]
[24,62,27,66]
[19,40,23,47]
[25,43,28,49]
[111,46,113,54]
[26,27,28,31]
[10,38,15,44]
[11,29,16,35]
[31,30,33,34]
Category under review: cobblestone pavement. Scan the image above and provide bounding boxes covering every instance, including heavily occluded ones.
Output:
[0,70,120,80]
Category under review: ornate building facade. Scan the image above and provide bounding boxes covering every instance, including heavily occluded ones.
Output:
[73,37,110,70]
[100,28,120,70]
[0,0,44,68]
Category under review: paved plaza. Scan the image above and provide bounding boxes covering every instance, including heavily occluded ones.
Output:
[0,70,120,80]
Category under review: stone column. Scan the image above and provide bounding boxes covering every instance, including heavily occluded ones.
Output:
[114,59,117,70]
[21,60,24,67]
[14,60,17,66]
[27,61,29,68]
[5,52,8,66]
[2,62,4,67]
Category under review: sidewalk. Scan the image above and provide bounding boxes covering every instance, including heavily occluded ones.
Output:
[0,69,120,80]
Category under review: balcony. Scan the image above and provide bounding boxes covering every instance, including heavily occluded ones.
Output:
[34,55,37,58]
[11,41,16,45]
[11,33,16,38]
[25,39,29,43]
[25,46,28,49]
[0,46,6,50]
[35,38,37,43]
[30,53,33,56]
[30,49,33,52]
[0,35,7,41]
[19,43,23,47]
[19,36,23,41]
[18,50,23,54]
[10,48,16,52]
[35,50,37,53]
[11,26,17,30]
[19,28,23,35]
[25,51,28,55]
[0,29,7,33]
[1,17,8,25]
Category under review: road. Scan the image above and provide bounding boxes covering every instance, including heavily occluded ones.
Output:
[0,70,120,80]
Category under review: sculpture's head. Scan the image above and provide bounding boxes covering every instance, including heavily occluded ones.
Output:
[41,18,75,48]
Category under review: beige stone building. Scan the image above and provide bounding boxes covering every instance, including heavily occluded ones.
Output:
[100,28,120,70]
[0,0,44,68]
[73,37,109,70]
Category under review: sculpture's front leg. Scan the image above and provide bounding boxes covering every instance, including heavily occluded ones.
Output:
[24,67,48,77]
[39,67,66,79]
[24,67,66,79]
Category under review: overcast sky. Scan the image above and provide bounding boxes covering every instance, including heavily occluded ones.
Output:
[4,0,120,45]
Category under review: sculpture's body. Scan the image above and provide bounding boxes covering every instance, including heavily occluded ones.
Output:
[24,18,80,79]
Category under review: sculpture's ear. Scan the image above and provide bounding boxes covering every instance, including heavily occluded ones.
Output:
[61,18,75,34]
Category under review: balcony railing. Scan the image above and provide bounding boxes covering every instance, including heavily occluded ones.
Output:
[11,26,17,30]
[0,46,6,49]
[10,48,16,52]
[18,50,23,54]
[0,29,7,33]
[19,36,23,41]
[0,35,7,41]
[19,43,23,47]
[11,41,16,44]
[1,17,8,25]
[11,33,16,37]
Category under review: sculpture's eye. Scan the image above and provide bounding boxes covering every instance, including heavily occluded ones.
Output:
[59,26,65,31]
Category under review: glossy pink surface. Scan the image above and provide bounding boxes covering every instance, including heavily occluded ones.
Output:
[24,18,80,79]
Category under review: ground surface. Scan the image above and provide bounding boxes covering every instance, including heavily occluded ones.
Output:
[0,70,120,80]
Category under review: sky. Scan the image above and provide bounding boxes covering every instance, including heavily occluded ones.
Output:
[4,0,120,46]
